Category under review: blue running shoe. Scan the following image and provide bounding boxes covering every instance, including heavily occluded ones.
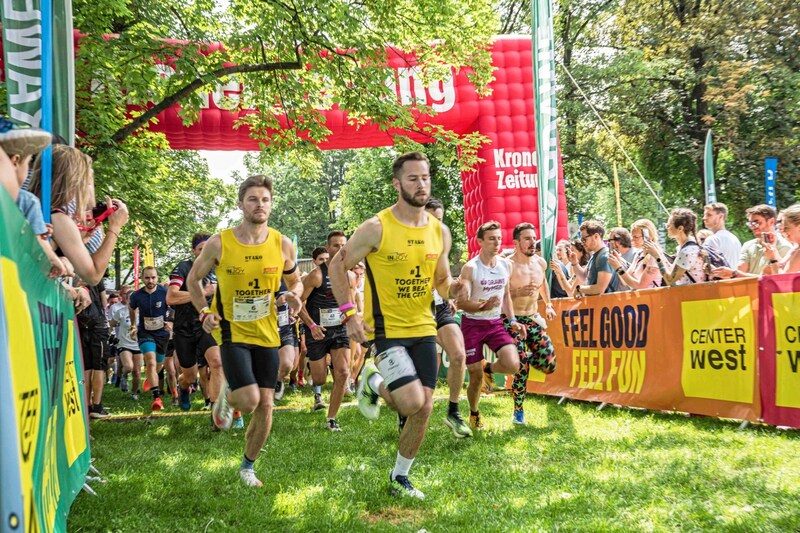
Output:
[179,387,192,411]
[512,409,525,425]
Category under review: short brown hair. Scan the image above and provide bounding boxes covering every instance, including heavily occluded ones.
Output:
[238,175,273,202]
[311,246,328,260]
[608,227,632,248]
[669,208,698,236]
[579,220,605,238]
[513,222,536,241]
[327,230,346,243]
[143,265,158,275]
[477,220,501,240]
[745,204,777,221]
[704,202,728,218]
[392,152,429,179]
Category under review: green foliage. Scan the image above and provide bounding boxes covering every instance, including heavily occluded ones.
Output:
[70,388,800,531]
[500,0,800,234]
[92,142,236,280]
[240,142,466,261]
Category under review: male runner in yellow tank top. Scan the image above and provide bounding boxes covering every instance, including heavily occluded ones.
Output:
[187,174,302,487]
[329,152,467,500]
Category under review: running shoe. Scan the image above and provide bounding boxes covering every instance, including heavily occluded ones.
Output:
[172,396,180,407]
[313,393,326,411]
[389,473,425,500]
[239,468,263,487]
[151,397,164,412]
[512,409,525,425]
[347,379,356,395]
[232,413,244,430]
[296,371,305,388]
[481,362,495,393]
[445,411,473,438]
[89,404,110,419]
[326,418,342,432]
[212,381,234,430]
[131,393,140,401]
[120,377,128,393]
[179,387,192,411]
[274,381,285,401]
[356,362,381,420]
[202,399,211,411]
[469,412,484,430]
[143,379,151,392]
[398,414,407,434]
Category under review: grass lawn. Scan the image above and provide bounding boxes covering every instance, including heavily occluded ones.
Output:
[68,381,800,532]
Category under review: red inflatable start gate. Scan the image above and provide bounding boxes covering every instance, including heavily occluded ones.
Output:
[147,37,569,253]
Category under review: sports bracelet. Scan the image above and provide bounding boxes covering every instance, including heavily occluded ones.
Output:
[508,317,518,325]
[616,268,626,275]
[338,302,355,313]
[309,322,318,330]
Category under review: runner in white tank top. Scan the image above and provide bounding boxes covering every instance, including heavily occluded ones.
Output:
[455,221,527,431]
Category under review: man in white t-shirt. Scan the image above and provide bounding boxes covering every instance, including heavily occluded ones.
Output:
[702,202,741,267]
[109,285,144,399]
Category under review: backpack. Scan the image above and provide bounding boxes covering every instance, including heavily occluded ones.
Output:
[680,241,730,283]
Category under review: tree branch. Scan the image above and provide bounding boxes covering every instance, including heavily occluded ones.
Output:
[108,47,302,145]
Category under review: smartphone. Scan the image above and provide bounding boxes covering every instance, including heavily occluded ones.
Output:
[642,228,650,241]
[761,232,775,244]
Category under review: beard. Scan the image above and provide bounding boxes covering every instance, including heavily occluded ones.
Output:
[400,186,429,208]
[244,211,268,225]
[522,248,535,257]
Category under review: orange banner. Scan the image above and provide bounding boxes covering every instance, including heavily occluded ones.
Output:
[525,278,760,421]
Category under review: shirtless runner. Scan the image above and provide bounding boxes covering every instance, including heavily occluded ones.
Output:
[505,222,557,425]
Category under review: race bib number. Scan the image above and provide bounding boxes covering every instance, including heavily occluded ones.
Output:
[375,346,418,386]
[233,295,271,322]
[433,289,444,306]
[319,308,342,327]
[144,316,164,331]
[278,308,290,327]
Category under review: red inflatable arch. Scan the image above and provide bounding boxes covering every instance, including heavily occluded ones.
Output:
[150,36,568,253]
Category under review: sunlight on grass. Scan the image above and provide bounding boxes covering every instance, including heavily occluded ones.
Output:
[70,388,800,531]
[272,485,325,518]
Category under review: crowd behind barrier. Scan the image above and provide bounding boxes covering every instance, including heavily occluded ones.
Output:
[1,185,90,533]
[518,274,800,429]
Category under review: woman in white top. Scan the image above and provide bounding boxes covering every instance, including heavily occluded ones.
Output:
[609,218,663,289]
[767,204,800,274]
[643,208,706,286]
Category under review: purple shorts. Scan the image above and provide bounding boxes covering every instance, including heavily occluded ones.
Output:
[460,315,516,365]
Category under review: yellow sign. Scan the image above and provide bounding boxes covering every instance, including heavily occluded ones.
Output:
[62,320,88,466]
[773,292,800,408]
[681,296,755,403]
[2,258,41,531]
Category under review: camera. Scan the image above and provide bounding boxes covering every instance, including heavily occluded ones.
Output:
[91,201,118,223]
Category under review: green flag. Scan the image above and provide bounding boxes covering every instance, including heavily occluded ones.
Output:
[2,0,74,143]
[532,0,560,266]
[704,129,717,204]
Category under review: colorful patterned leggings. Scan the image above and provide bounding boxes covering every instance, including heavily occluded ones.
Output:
[502,314,556,412]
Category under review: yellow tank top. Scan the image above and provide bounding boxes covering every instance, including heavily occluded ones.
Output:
[211,227,284,347]
[364,208,443,339]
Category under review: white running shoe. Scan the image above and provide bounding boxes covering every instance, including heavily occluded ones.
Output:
[274,380,285,401]
[212,381,234,430]
[239,468,263,487]
[357,362,381,420]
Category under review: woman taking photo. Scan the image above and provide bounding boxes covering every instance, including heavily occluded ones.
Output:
[551,238,589,295]
[609,218,663,290]
[765,204,800,274]
[28,144,129,285]
[642,208,706,286]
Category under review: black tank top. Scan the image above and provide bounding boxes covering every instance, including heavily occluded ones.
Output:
[306,263,339,326]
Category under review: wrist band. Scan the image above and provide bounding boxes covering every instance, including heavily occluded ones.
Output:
[199,306,211,323]
[655,257,662,263]
[616,268,625,275]
[338,302,355,313]
[769,259,779,264]
[107,229,119,239]
[309,322,318,330]
[546,302,553,307]
[508,317,518,325]
[658,263,667,272]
